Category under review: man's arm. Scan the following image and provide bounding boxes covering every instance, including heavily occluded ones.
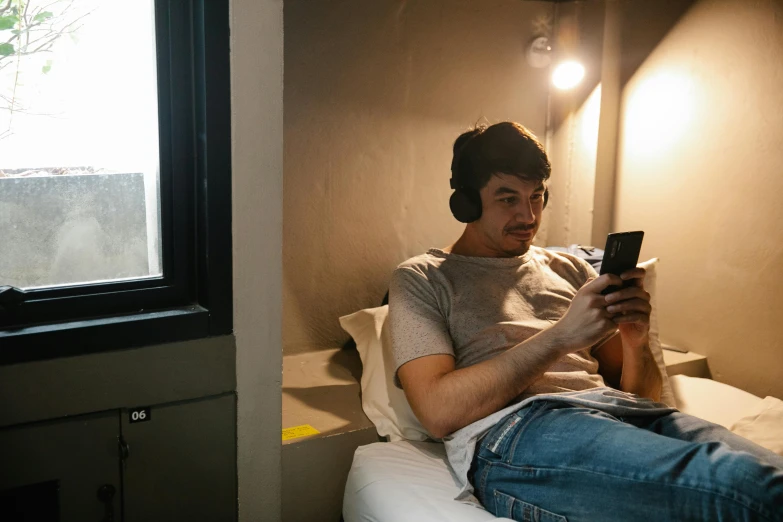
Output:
[593,333,662,401]
[398,273,625,439]
[619,338,662,401]
[594,267,662,402]
[399,327,573,439]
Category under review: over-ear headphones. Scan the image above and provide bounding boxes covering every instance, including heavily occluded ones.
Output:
[449,177,483,224]
[448,132,484,223]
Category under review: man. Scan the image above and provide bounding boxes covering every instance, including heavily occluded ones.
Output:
[388,122,782,521]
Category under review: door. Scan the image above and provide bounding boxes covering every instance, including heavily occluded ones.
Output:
[121,393,236,522]
[0,411,121,521]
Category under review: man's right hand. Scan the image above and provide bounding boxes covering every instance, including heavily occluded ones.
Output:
[551,274,624,353]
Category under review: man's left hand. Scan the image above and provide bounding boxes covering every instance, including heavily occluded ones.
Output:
[603,267,651,347]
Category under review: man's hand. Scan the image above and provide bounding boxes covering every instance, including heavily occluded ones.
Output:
[552,273,627,352]
[603,267,651,348]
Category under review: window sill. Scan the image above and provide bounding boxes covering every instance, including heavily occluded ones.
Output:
[0,306,213,365]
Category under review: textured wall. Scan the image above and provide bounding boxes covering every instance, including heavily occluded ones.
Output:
[283,0,554,353]
[615,0,783,398]
[232,0,283,519]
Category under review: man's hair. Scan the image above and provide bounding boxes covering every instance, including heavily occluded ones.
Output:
[451,122,551,190]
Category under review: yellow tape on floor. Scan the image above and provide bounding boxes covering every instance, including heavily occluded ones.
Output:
[282,424,321,441]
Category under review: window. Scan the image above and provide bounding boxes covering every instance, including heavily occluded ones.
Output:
[0,0,232,364]
[1,0,163,290]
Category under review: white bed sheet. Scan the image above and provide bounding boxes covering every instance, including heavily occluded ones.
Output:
[343,439,512,522]
[342,377,767,522]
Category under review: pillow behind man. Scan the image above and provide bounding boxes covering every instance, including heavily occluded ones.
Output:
[339,306,432,442]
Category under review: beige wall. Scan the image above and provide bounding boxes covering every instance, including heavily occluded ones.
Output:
[615,0,783,398]
[232,0,283,519]
[283,0,554,354]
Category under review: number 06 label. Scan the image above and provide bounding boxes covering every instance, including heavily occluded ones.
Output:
[129,407,152,424]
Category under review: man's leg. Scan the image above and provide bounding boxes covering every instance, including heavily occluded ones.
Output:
[622,411,783,469]
[472,401,783,522]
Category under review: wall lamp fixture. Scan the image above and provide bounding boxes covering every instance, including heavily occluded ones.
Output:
[526,35,585,91]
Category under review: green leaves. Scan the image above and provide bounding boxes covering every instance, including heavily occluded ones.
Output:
[0,11,55,30]
[0,42,14,56]
[0,15,18,30]
[42,59,52,74]
[33,11,53,23]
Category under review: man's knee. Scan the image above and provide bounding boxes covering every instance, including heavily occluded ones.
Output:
[706,442,783,516]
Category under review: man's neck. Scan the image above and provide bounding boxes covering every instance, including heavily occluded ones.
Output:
[446,228,528,258]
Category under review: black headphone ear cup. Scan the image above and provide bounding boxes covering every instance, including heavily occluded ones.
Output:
[543,189,549,209]
[449,188,482,223]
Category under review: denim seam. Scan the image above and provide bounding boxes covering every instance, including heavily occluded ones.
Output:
[494,489,568,522]
[487,461,777,522]
[477,460,494,499]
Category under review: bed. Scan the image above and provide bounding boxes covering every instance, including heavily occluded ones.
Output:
[342,375,783,522]
[338,257,783,522]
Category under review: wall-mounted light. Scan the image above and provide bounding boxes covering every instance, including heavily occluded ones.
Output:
[526,36,552,68]
[526,36,585,91]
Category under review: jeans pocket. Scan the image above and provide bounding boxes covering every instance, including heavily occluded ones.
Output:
[493,490,568,522]
[482,402,548,457]
[482,413,524,456]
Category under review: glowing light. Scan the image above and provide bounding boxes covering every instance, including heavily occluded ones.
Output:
[622,70,695,158]
[552,61,585,90]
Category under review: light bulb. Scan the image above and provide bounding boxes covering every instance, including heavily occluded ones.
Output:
[552,61,585,90]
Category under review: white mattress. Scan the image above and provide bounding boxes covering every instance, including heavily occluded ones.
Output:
[342,377,767,522]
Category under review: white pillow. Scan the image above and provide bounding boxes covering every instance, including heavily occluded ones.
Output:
[638,258,677,407]
[339,257,674,442]
[339,306,432,442]
[731,396,783,456]
[669,374,763,429]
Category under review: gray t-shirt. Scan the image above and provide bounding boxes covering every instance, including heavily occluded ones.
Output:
[388,246,674,501]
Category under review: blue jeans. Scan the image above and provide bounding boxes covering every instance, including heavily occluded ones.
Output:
[470,400,783,521]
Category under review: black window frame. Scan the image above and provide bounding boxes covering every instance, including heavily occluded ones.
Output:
[0,0,232,365]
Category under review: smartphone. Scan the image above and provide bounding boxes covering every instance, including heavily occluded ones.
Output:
[599,231,644,295]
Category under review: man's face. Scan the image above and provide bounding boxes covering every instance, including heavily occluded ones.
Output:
[473,173,546,257]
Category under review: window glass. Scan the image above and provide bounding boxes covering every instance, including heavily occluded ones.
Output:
[0,0,161,290]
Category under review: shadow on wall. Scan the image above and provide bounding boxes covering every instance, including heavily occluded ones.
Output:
[328,346,364,384]
[282,385,365,439]
[619,0,696,87]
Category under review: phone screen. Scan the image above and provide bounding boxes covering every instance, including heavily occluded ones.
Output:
[599,231,644,295]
